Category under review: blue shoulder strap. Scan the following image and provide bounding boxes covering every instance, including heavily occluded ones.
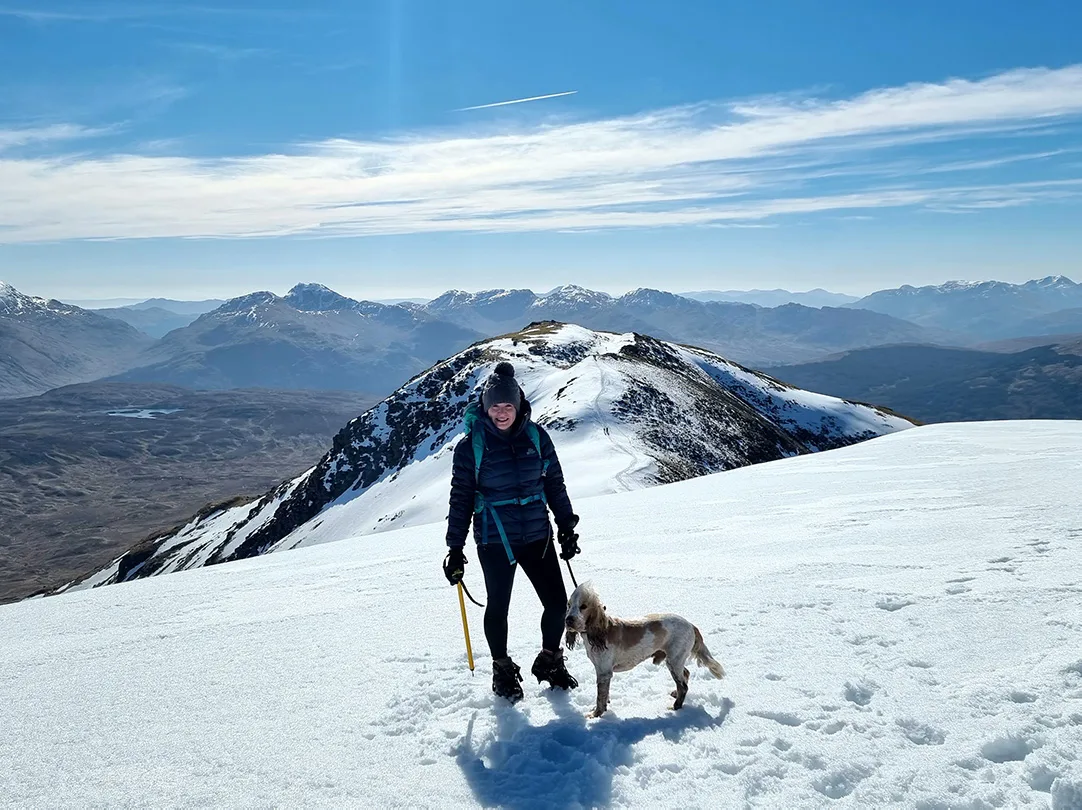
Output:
[463,401,484,483]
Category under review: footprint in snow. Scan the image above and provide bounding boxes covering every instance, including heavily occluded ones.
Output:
[844,679,878,707]
[981,733,1041,763]
[875,597,915,611]
[896,718,945,745]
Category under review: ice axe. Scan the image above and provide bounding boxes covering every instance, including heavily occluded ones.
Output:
[456,582,475,673]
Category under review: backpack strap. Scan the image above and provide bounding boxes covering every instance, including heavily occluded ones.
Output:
[471,425,485,484]
[526,423,550,478]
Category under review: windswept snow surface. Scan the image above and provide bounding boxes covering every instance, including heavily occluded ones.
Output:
[4,422,1082,808]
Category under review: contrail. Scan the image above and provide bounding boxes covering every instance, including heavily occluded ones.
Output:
[455,90,578,112]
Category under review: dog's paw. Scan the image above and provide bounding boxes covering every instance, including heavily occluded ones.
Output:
[586,708,606,719]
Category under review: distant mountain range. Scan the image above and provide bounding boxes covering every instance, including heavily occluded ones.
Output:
[62,296,226,313]
[63,322,913,590]
[127,298,226,315]
[1,282,154,399]
[849,276,1082,340]
[417,285,948,366]
[91,306,198,338]
[768,336,1082,423]
[680,288,860,307]
[90,297,226,338]
[7,275,1082,402]
[108,283,482,393]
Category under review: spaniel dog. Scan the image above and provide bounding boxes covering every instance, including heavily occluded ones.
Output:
[564,582,725,717]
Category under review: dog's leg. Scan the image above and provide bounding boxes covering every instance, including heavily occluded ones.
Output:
[588,672,612,718]
[667,662,689,710]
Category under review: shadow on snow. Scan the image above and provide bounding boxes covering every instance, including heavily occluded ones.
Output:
[455,690,734,809]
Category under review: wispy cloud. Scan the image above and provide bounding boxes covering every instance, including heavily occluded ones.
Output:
[0,123,115,151]
[166,41,270,60]
[455,91,579,112]
[2,66,1082,243]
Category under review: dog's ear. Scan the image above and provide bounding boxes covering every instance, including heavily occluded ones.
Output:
[565,629,577,650]
[585,601,609,651]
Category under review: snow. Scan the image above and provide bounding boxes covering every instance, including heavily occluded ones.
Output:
[4,420,1082,808]
[679,346,905,447]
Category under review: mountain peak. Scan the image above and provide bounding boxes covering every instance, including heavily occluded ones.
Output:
[1023,275,1077,290]
[0,281,20,313]
[0,281,44,315]
[284,283,360,312]
[620,288,686,306]
[216,291,281,314]
[537,285,612,308]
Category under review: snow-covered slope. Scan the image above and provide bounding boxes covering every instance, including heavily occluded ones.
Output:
[4,421,1082,808]
[66,322,911,590]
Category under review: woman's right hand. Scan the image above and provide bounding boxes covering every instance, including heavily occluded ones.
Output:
[443,547,467,584]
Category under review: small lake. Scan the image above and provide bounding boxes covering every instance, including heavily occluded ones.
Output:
[105,408,183,419]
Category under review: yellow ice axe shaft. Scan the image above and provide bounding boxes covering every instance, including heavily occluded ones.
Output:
[457,582,475,672]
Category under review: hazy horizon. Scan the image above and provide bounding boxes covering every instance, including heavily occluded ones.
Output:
[0,273,1073,307]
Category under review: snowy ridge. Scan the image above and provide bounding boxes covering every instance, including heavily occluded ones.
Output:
[0,281,80,316]
[64,322,911,592]
[5,422,1082,807]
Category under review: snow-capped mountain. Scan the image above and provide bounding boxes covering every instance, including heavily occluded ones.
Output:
[0,281,154,399]
[7,421,1082,808]
[66,322,912,590]
[422,286,950,366]
[851,276,1082,340]
[109,283,482,393]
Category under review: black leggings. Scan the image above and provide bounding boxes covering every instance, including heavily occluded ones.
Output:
[477,537,568,659]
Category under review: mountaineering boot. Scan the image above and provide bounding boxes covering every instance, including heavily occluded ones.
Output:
[531,650,579,690]
[492,657,524,702]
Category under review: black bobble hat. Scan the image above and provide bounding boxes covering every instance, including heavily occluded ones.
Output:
[482,361,522,411]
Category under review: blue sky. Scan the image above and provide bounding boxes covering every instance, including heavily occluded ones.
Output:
[1,0,1081,301]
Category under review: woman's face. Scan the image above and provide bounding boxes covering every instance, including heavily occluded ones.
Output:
[487,402,516,432]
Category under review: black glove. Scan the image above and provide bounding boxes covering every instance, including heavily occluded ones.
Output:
[443,547,466,585]
[557,517,580,561]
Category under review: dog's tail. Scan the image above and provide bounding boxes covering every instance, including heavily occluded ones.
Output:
[692,627,725,679]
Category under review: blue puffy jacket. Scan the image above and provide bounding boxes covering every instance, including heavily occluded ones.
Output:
[445,396,575,549]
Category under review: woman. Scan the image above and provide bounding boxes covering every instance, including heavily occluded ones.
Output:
[443,361,581,701]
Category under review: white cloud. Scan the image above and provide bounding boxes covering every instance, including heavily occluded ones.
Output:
[2,66,1082,243]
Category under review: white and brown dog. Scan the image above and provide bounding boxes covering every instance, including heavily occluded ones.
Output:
[564,582,725,717]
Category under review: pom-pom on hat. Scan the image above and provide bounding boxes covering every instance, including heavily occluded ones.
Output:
[482,361,522,411]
